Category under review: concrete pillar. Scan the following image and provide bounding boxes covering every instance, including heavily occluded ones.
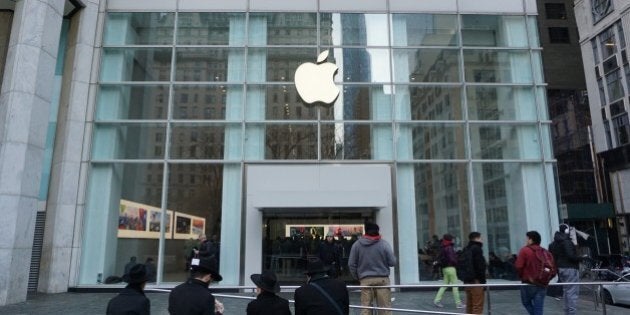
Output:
[0,0,64,305]
[38,0,100,292]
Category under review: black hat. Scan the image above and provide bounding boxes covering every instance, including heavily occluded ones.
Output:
[123,264,148,284]
[192,258,223,282]
[304,258,329,275]
[559,224,570,234]
[365,222,379,235]
[250,270,280,293]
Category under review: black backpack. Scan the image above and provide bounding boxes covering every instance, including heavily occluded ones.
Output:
[456,247,475,282]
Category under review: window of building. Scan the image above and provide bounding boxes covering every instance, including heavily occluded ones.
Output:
[604,120,613,148]
[606,69,624,101]
[592,39,600,64]
[597,78,607,105]
[592,0,614,24]
[600,26,617,59]
[618,22,626,49]
[545,3,567,20]
[613,113,630,145]
[548,27,570,43]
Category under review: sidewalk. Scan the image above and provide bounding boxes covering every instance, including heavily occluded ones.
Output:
[1,287,628,315]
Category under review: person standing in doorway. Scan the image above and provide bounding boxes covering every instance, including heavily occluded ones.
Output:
[348,222,396,315]
[433,234,465,309]
[549,224,582,315]
[318,232,342,278]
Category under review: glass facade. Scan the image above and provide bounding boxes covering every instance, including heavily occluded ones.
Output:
[81,9,557,285]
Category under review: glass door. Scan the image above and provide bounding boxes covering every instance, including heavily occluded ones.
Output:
[262,208,375,284]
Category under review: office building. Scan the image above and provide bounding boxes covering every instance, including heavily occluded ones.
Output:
[0,0,557,305]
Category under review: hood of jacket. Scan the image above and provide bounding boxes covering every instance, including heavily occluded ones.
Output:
[358,235,381,246]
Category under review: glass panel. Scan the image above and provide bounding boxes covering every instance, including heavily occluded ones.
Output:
[246,123,318,160]
[175,48,245,82]
[100,48,172,82]
[527,16,540,47]
[170,123,242,160]
[249,13,318,46]
[177,13,246,45]
[461,15,528,47]
[540,123,554,159]
[96,85,169,120]
[163,163,224,282]
[82,163,163,284]
[327,48,390,83]
[592,39,600,64]
[244,85,317,120]
[463,50,532,83]
[467,86,537,121]
[606,69,624,101]
[471,162,540,264]
[92,123,167,160]
[172,85,243,120]
[600,26,617,60]
[392,48,460,82]
[321,123,392,160]
[470,124,541,159]
[320,13,388,46]
[536,87,548,120]
[104,13,174,45]
[397,123,466,159]
[390,14,458,46]
[413,162,469,280]
[331,85,392,121]
[247,48,318,83]
[395,86,463,121]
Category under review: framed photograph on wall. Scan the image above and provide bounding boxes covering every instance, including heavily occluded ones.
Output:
[174,212,206,240]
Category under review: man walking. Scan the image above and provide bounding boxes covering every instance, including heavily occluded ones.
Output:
[433,233,465,309]
[458,232,487,315]
[348,222,396,315]
[515,231,550,315]
[549,224,582,315]
[294,258,349,314]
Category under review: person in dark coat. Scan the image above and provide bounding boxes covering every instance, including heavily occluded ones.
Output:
[246,270,291,315]
[106,263,150,315]
[294,258,349,315]
[169,258,223,315]
[318,232,342,278]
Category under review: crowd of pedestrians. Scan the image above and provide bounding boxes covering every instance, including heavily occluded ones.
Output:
[107,224,584,315]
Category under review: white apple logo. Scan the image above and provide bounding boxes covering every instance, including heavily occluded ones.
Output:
[294,50,340,105]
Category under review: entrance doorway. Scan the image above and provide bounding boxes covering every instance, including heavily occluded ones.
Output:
[262,208,375,284]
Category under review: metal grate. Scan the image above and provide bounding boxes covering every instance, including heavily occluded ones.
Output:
[28,211,46,292]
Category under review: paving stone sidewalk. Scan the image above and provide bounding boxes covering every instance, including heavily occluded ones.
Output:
[1,287,628,315]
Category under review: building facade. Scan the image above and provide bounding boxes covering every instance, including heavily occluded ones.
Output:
[574,0,630,254]
[0,0,558,305]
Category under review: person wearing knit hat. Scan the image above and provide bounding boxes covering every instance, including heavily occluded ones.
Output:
[106,263,150,315]
[247,270,291,315]
[318,231,342,278]
[348,222,397,315]
[433,234,465,309]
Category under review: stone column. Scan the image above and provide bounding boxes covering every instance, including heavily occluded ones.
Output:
[38,0,100,292]
[0,0,64,305]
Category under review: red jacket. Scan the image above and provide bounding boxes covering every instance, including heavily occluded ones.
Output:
[515,244,542,284]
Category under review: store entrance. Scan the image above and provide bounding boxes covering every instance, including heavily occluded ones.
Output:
[262,208,375,284]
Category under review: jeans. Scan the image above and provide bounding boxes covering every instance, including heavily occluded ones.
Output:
[520,285,546,315]
[558,268,579,315]
[359,276,391,315]
[434,267,461,304]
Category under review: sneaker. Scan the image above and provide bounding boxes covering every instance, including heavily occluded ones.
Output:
[456,303,466,309]
[433,301,444,308]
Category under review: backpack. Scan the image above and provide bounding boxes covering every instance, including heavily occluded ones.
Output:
[526,246,557,287]
[456,247,475,282]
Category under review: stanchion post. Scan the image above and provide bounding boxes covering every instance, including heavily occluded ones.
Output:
[600,284,606,315]
[486,283,492,315]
